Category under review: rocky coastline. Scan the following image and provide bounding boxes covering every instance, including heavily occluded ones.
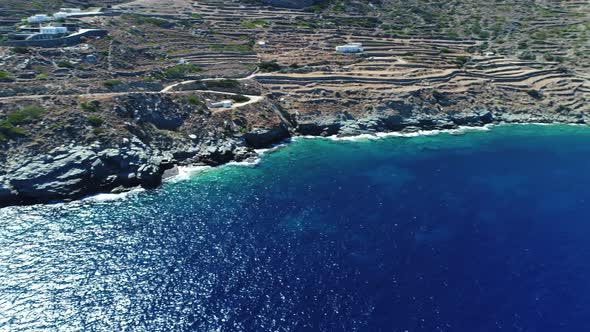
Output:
[1,103,587,208]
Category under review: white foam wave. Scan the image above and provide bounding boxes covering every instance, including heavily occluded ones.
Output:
[526,122,586,127]
[254,139,291,154]
[227,141,290,167]
[167,165,212,182]
[84,187,146,202]
[227,157,261,167]
[296,125,493,142]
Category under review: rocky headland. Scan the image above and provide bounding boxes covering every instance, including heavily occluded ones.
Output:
[1,84,587,208]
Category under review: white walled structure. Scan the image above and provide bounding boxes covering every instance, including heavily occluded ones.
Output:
[40,26,68,34]
[336,43,364,53]
[207,100,233,108]
[59,8,82,13]
[53,12,70,20]
[28,15,53,23]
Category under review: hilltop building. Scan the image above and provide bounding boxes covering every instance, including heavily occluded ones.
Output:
[40,26,68,35]
[53,12,70,20]
[207,99,233,108]
[336,43,364,53]
[3,7,107,47]
[27,15,53,24]
[59,8,82,13]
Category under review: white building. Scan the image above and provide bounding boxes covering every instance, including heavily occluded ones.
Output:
[53,12,70,20]
[207,99,233,108]
[59,8,81,13]
[40,26,68,34]
[336,43,364,53]
[28,14,53,23]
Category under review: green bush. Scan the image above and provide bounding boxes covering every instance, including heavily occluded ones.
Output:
[80,100,100,112]
[10,46,28,54]
[87,116,104,127]
[329,17,381,29]
[35,73,48,80]
[186,94,204,106]
[6,106,45,124]
[103,79,123,89]
[532,31,548,40]
[258,61,281,72]
[92,127,104,135]
[163,64,202,79]
[478,30,490,39]
[0,70,15,82]
[526,89,543,99]
[446,29,459,39]
[209,44,253,53]
[519,51,536,61]
[240,19,268,29]
[205,79,240,89]
[129,14,170,27]
[57,60,74,68]
[231,94,250,103]
[543,53,564,62]
[0,106,45,141]
[454,56,469,67]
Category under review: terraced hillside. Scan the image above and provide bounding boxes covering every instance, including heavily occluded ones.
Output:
[175,0,590,128]
[0,0,589,203]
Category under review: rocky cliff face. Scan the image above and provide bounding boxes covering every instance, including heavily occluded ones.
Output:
[0,88,587,207]
[0,91,291,207]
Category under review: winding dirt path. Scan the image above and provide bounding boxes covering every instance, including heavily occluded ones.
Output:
[0,90,264,110]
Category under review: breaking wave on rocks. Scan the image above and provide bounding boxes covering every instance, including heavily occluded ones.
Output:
[327,125,493,141]
[83,187,146,202]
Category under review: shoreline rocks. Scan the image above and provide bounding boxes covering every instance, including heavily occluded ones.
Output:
[0,107,588,208]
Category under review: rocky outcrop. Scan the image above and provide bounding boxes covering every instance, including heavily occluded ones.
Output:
[114,94,195,131]
[3,144,170,204]
[0,136,262,207]
[295,110,496,137]
[296,116,347,136]
[0,180,16,204]
[244,124,290,148]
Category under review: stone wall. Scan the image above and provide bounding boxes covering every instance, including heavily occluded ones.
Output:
[260,0,321,8]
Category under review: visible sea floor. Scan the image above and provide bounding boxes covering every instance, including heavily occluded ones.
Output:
[2,125,590,331]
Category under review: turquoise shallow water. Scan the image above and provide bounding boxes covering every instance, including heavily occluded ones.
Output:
[2,125,590,331]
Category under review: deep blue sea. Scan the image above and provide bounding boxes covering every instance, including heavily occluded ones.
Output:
[2,125,590,331]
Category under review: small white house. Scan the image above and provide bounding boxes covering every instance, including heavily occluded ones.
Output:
[336,43,364,53]
[40,26,68,34]
[53,12,70,20]
[28,14,53,23]
[59,8,81,13]
[207,99,233,108]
